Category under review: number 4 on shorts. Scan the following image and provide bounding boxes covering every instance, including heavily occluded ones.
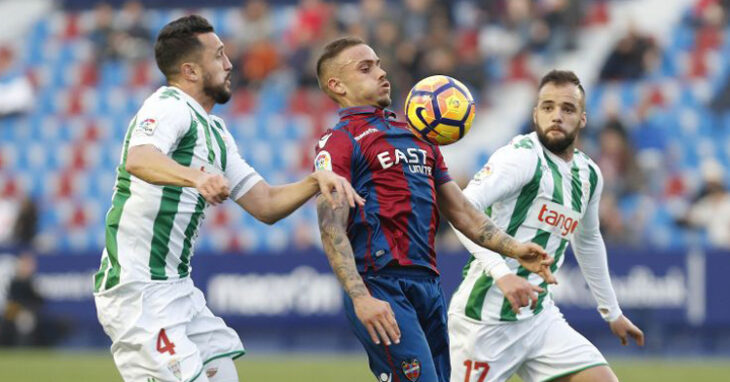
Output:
[156,328,176,355]
[464,360,490,382]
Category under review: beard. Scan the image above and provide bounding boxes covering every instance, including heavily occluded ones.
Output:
[536,123,579,155]
[375,87,392,108]
[203,72,232,104]
[376,95,391,108]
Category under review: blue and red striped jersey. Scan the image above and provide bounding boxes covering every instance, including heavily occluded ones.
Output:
[313,106,452,275]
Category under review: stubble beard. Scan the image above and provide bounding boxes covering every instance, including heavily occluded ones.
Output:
[376,96,391,108]
[536,123,579,155]
[203,72,232,104]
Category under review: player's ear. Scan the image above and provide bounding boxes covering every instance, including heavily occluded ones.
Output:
[532,107,538,125]
[328,77,346,97]
[180,62,199,82]
[579,110,587,129]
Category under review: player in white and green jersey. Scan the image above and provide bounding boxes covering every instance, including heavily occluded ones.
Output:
[92,16,362,382]
[449,70,644,382]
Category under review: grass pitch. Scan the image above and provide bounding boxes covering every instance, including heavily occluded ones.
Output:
[0,349,728,381]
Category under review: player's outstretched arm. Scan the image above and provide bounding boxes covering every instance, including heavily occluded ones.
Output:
[316,194,400,346]
[236,170,364,225]
[126,144,230,205]
[437,181,556,284]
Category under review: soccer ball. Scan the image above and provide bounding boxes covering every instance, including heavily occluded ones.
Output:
[404,75,476,145]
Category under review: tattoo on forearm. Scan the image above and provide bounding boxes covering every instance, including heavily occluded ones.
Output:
[317,196,368,299]
[476,217,519,258]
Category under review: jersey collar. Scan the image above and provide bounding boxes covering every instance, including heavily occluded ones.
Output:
[165,85,209,118]
[531,132,576,165]
[338,106,396,120]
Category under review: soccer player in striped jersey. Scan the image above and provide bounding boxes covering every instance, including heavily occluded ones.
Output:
[448,70,645,382]
[313,37,554,382]
[92,16,362,382]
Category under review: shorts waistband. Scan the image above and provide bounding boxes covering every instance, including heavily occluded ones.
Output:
[364,265,439,279]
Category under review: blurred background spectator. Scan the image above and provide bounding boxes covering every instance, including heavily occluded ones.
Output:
[680,160,730,248]
[0,0,728,253]
[599,25,660,81]
[0,45,35,118]
[0,252,43,346]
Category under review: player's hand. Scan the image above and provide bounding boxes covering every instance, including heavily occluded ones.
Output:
[311,170,365,209]
[352,295,401,346]
[194,171,230,206]
[514,243,557,284]
[495,274,544,314]
[609,315,645,346]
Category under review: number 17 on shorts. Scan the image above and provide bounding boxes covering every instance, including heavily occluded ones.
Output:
[463,360,490,382]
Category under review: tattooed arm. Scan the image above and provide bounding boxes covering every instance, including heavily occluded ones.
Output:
[437,181,555,283]
[316,194,401,345]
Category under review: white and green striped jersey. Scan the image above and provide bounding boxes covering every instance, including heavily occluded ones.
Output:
[449,132,621,323]
[94,86,262,292]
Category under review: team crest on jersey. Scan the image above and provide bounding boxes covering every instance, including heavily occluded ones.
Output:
[315,151,332,171]
[401,359,421,381]
[167,358,182,380]
[138,118,157,135]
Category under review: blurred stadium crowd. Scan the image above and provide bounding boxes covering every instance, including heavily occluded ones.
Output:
[0,0,729,254]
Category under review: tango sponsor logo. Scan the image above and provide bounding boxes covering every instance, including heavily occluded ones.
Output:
[524,200,582,239]
[537,203,579,236]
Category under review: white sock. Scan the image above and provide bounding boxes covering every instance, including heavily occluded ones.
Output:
[205,357,239,382]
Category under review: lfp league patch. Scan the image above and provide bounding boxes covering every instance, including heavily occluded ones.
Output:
[314,151,332,171]
[401,358,421,382]
[472,163,493,183]
[138,118,158,135]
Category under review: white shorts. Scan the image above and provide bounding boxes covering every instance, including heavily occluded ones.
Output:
[449,304,607,382]
[94,278,244,382]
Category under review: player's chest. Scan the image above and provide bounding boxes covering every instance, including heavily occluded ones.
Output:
[358,132,437,177]
[186,121,228,175]
[536,162,593,206]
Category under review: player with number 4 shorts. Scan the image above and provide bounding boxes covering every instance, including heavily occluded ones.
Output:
[93,15,362,382]
[448,70,645,382]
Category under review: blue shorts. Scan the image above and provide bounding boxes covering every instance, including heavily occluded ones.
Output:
[344,267,450,382]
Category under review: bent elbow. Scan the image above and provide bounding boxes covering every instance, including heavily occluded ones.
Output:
[254,211,279,225]
[261,216,279,225]
[124,158,140,175]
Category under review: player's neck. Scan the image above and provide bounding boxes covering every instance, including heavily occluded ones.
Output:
[551,145,575,162]
[546,145,575,162]
[168,81,215,113]
[339,99,380,109]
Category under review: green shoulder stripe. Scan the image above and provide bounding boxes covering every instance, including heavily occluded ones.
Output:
[159,88,180,100]
[513,136,534,149]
